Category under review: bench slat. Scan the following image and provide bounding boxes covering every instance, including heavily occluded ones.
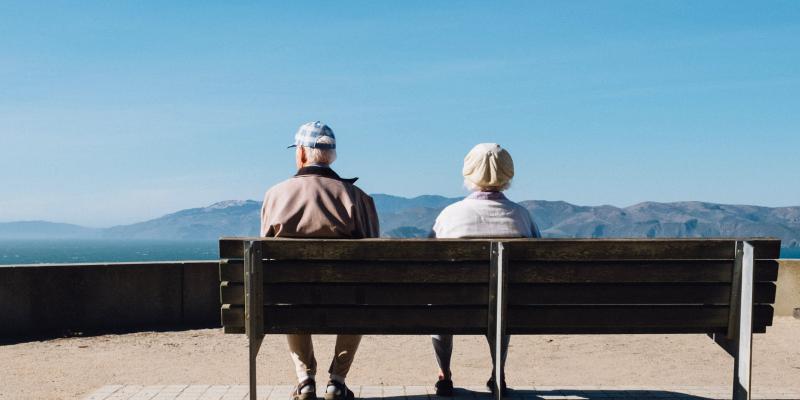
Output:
[506,304,774,334]
[220,259,778,283]
[220,304,773,335]
[222,305,487,334]
[509,260,778,283]
[221,282,488,305]
[219,282,776,306]
[220,238,781,260]
[220,239,491,260]
[509,282,776,305]
[220,260,489,283]
[505,239,780,260]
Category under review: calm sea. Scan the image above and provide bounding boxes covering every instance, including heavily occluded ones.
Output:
[0,239,798,265]
[0,239,218,265]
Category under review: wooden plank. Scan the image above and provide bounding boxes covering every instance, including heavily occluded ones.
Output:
[507,283,776,305]
[754,259,780,281]
[507,260,778,283]
[506,305,774,334]
[221,305,487,334]
[221,282,488,305]
[220,281,777,306]
[504,239,736,260]
[219,304,773,335]
[220,237,781,260]
[220,239,245,260]
[244,242,264,339]
[220,260,489,283]
[223,326,245,334]
[220,282,776,306]
[745,238,782,260]
[266,306,488,334]
[221,238,491,260]
[220,259,778,283]
[503,238,781,260]
[221,304,243,327]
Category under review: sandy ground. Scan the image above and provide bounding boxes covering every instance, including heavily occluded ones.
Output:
[1,317,798,400]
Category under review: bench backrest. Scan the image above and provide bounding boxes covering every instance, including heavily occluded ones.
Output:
[219,238,780,336]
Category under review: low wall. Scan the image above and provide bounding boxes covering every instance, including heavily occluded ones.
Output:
[775,259,800,317]
[0,261,219,339]
[1,259,798,340]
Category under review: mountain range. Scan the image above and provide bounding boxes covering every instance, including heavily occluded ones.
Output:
[0,194,798,248]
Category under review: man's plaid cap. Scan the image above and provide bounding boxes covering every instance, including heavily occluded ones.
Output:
[288,121,336,150]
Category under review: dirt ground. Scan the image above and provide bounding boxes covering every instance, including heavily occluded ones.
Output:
[1,317,798,400]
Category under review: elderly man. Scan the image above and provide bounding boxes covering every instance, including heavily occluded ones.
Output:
[430,143,541,397]
[261,121,380,400]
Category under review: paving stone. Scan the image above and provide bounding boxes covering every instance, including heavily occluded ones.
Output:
[85,385,125,400]
[84,385,800,400]
[360,385,383,400]
[404,385,429,400]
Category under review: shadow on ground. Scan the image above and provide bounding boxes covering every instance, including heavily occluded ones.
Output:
[397,388,721,399]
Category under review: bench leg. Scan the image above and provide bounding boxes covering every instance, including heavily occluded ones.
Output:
[731,241,754,400]
[488,242,508,400]
[249,334,264,400]
[709,241,754,400]
[244,240,265,400]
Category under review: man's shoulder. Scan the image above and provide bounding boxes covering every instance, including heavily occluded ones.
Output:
[348,183,373,199]
[262,176,314,204]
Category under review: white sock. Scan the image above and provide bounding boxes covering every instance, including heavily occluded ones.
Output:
[297,375,315,394]
[326,375,345,394]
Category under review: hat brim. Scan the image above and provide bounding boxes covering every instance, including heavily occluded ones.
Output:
[287,144,297,149]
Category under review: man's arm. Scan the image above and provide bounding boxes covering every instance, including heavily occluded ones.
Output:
[362,195,381,238]
[260,191,272,237]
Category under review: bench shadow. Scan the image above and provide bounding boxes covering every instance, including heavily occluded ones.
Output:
[382,388,718,399]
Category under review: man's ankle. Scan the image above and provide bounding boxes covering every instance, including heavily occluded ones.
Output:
[329,374,345,385]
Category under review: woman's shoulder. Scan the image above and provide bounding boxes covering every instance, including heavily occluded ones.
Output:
[437,199,474,218]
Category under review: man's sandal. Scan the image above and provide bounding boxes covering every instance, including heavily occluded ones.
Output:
[291,378,317,400]
[323,380,355,400]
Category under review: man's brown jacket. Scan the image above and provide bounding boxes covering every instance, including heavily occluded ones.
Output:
[260,166,380,238]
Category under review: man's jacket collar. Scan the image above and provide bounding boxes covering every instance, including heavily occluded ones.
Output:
[295,165,358,184]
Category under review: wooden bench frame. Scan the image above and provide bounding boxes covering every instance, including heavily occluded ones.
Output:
[219,238,781,400]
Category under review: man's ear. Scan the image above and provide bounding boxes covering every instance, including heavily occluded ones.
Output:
[297,146,308,166]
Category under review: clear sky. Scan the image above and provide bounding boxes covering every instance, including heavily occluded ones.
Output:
[1,1,798,227]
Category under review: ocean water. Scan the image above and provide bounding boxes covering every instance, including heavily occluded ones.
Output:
[0,239,218,265]
[0,239,798,265]
[782,247,800,259]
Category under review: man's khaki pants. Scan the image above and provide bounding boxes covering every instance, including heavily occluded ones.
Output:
[288,334,362,380]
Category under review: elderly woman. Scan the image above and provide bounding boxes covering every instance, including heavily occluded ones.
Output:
[430,143,541,397]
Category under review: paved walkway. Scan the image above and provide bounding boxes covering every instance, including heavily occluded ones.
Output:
[83,385,800,400]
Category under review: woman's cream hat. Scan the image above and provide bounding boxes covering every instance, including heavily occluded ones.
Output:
[462,143,514,189]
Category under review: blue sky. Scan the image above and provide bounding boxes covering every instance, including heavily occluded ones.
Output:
[0,1,798,227]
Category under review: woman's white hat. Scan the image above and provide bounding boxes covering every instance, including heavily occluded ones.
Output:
[462,143,514,189]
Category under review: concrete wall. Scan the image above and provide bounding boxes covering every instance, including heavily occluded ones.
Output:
[1,259,798,340]
[0,261,219,339]
[775,259,800,317]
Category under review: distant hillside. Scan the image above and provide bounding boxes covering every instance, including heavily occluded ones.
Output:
[522,200,800,248]
[0,221,100,239]
[103,200,261,240]
[1,195,799,247]
[373,194,459,237]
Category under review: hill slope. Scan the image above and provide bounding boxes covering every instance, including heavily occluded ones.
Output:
[2,196,798,247]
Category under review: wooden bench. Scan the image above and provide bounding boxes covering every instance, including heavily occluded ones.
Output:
[219,238,781,400]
